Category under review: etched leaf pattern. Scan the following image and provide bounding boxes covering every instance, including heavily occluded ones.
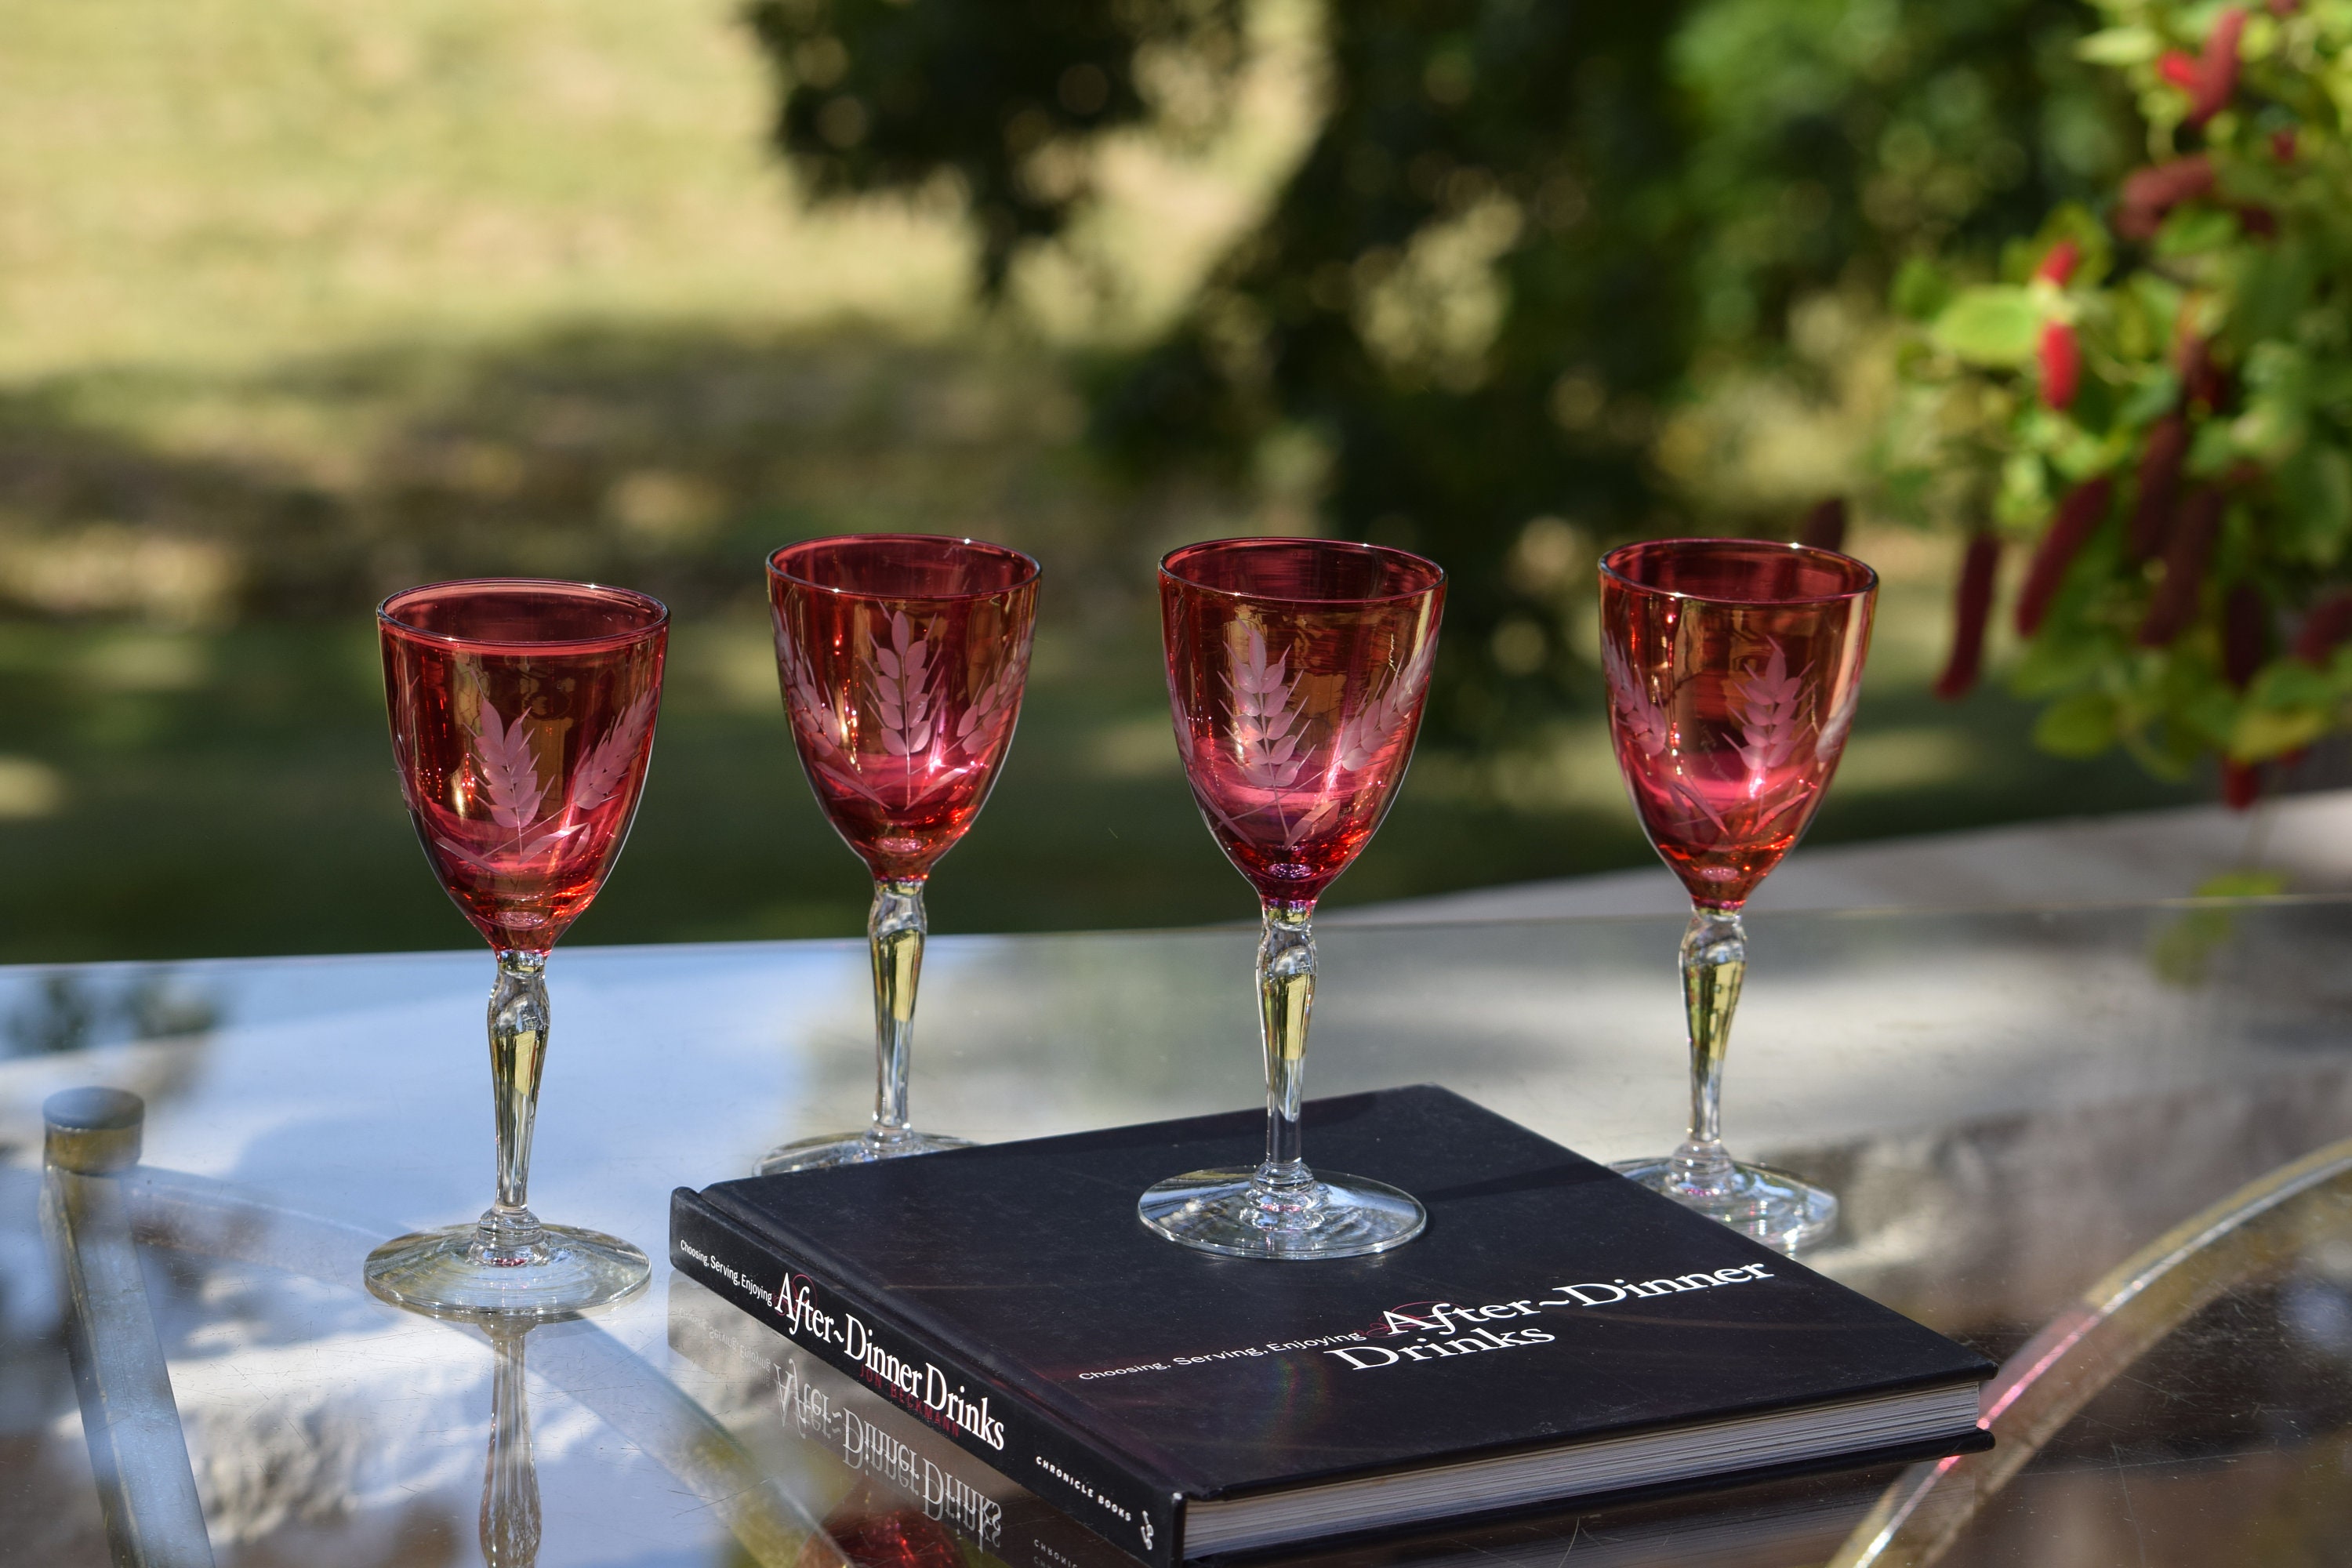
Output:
[1226,626,1310,789]
[1730,643,1809,778]
[568,689,655,811]
[1603,637,1831,851]
[869,612,939,758]
[458,692,655,868]
[1330,641,1433,774]
[776,608,1026,811]
[1667,777,1734,839]
[777,629,851,761]
[1200,630,1435,851]
[469,702,550,829]
[1602,637,1671,758]
[953,647,1028,746]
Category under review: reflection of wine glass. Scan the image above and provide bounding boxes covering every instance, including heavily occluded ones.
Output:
[1140,539,1444,1260]
[368,579,666,1316]
[800,1479,964,1568]
[757,535,1040,1174]
[481,1323,542,1568]
[1597,539,1875,1253]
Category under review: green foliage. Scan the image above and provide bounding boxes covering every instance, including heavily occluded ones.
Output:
[1885,0,2352,792]
[745,0,2132,748]
[1933,285,2045,365]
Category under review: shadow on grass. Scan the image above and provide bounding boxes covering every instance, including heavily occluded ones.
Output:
[0,321,1164,624]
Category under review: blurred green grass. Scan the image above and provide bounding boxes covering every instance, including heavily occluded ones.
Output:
[0,0,2202,961]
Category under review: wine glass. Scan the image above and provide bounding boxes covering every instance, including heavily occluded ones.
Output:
[756,534,1040,1174]
[1598,539,1876,1253]
[1141,537,1444,1260]
[368,579,668,1316]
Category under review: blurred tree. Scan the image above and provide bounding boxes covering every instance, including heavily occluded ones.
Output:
[1090,2,1693,743]
[742,0,1247,293]
[744,0,2132,746]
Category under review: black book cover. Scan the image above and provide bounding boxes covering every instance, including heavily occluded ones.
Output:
[666,1272,1944,1568]
[670,1085,1991,1566]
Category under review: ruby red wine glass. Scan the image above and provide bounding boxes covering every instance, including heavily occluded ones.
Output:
[757,534,1040,1174]
[1142,538,1444,1259]
[369,579,668,1316]
[1599,539,1875,1254]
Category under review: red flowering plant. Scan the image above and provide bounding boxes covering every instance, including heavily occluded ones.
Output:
[1879,0,2352,807]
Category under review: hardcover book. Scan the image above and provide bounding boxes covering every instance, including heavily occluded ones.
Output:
[666,1277,1927,1568]
[670,1086,1991,1566]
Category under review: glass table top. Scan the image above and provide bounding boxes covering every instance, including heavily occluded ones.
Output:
[5,897,2352,1566]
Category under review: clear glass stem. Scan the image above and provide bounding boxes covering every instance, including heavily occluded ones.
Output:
[1257,899,1316,1192]
[1134,895,1421,1259]
[481,1325,541,1567]
[481,949,549,1263]
[1672,906,1747,1192]
[868,877,927,1147]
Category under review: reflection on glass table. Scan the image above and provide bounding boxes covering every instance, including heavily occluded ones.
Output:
[6,898,2352,1564]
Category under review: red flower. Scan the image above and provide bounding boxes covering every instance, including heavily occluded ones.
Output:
[2222,760,2263,811]
[2016,477,2114,637]
[2188,8,2247,126]
[2038,322,2081,409]
[2129,414,2189,561]
[2138,488,2225,647]
[2177,331,2228,410]
[2115,155,2215,241]
[1934,532,2002,701]
[2273,129,2298,162]
[2158,50,2201,89]
[2034,238,2082,285]
[2122,155,2216,208]
[2295,593,2352,664]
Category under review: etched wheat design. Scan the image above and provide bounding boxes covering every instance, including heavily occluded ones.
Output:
[469,701,550,830]
[1331,640,1433,775]
[1227,626,1309,789]
[952,644,1028,755]
[1730,642,1809,778]
[778,630,847,756]
[569,688,656,812]
[1602,638,1672,759]
[456,698,575,863]
[1600,641,1729,841]
[868,612,941,760]
[775,607,1029,815]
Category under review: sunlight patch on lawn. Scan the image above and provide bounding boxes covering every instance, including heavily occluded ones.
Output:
[0,757,64,818]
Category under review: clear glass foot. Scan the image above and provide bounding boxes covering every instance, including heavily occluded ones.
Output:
[365,1217,649,1317]
[754,1128,972,1175]
[1138,1167,1425,1260]
[1610,1155,1838,1254]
